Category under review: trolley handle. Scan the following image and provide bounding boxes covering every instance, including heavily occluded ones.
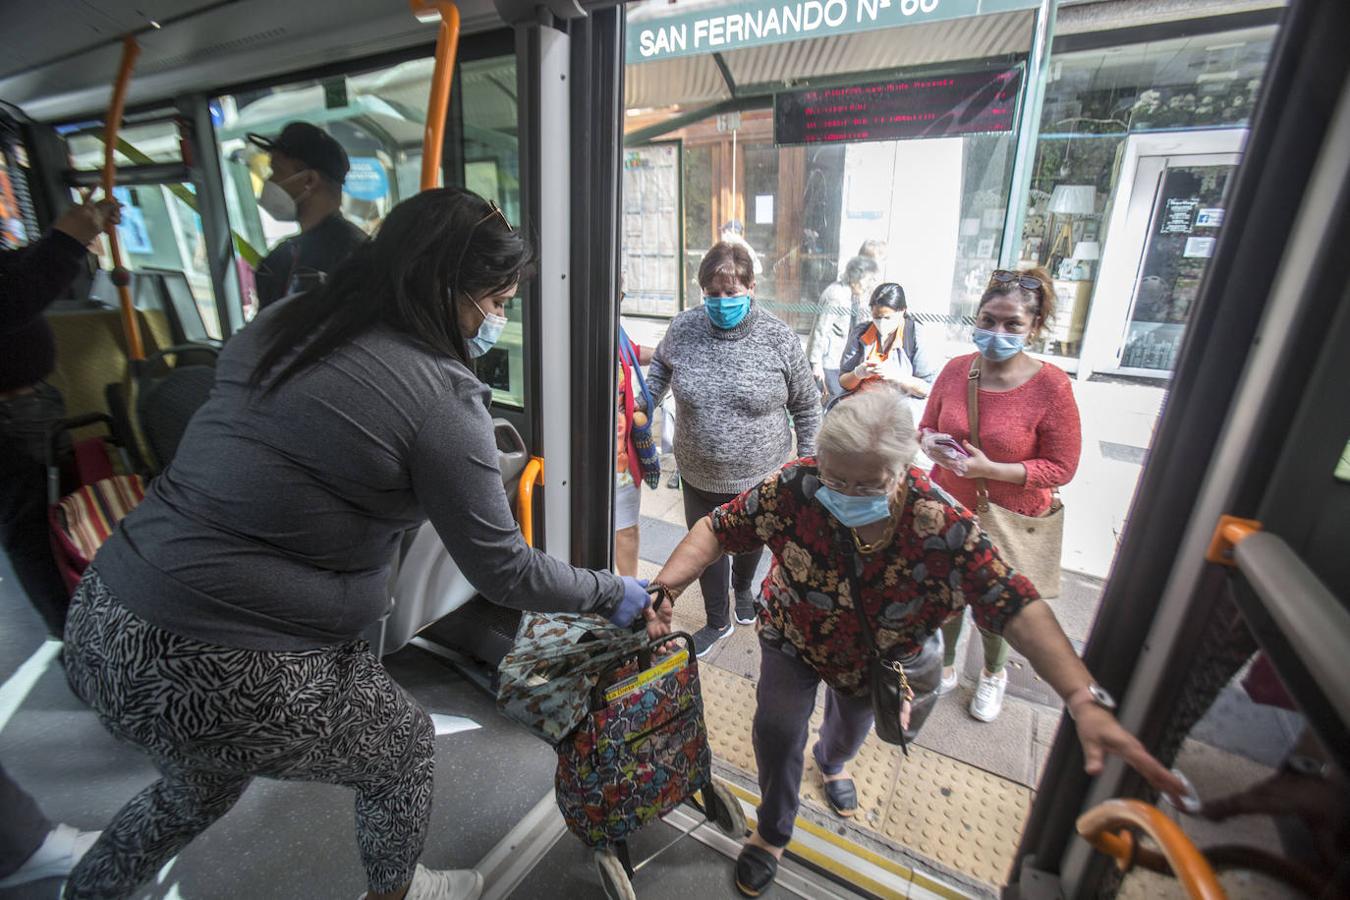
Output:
[629,584,675,635]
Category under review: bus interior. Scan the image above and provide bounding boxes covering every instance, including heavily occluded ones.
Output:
[1,0,1347,898]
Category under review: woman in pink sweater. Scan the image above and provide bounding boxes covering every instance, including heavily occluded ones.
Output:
[918,267,1081,723]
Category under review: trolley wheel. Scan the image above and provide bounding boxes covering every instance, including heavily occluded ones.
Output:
[595,848,637,900]
[703,781,748,837]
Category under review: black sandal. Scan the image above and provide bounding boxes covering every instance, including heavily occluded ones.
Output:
[735,844,780,897]
[813,745,858,818]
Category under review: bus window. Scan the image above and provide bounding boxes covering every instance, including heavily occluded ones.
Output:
[62,118,221,337]
[212,53,526,408]
[459,55,523,408]
[214,61,436,316]
[76,183,221,341]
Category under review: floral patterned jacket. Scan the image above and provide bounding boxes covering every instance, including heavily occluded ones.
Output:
[709,459,1039,696]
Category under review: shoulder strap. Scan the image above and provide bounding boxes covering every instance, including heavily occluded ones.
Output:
[620,332,653,411]
[966,358,989,511]
[837,530,880,658]
[903,317,918,365]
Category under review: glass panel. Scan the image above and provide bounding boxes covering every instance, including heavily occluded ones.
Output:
[621,144,681,317]
[1121,164,1235,371]
[213,53,523,406]
[64,118,185,168]
[1043,26,1276,136]
[83,183,221,340]
[1017,25,1276,360]
[214,61,434,320]
[459,55,522,408]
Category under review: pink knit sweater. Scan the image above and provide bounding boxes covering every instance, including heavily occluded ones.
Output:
[918,353,1081,517]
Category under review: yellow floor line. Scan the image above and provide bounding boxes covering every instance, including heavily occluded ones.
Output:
[718,779,971,900]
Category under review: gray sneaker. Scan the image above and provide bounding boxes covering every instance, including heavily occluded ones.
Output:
[734,589,757,625]
[692,623,733,657]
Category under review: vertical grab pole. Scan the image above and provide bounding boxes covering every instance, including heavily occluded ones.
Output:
[411,0,462,191]
[103,35,145,361]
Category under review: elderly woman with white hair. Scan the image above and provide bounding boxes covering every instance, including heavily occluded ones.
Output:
[647,385,1184,897]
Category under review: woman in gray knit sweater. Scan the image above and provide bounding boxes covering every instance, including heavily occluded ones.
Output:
[647,242,821,655]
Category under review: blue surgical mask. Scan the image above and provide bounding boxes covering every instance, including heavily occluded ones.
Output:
[467,302,508,359]
[816,485,892,528]
[704,294,752,330]
[973,328,1026,361]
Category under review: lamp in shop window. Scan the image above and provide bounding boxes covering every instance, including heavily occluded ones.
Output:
[1046,185,1096,264]
[1068,240,1100,280]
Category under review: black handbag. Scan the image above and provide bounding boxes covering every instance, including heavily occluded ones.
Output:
[840,541,942,754]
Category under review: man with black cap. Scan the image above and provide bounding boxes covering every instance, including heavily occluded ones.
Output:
[248,122,367,309]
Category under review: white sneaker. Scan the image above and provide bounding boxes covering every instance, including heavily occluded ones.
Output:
[969,669,1008,722]
[938,666,959,696]
[0,823,100,888]
[358,864,483,900]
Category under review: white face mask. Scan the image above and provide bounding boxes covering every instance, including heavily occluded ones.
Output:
[258,171,307,222]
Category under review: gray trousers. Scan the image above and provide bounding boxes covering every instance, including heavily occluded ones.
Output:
[0,762,50,878]
[753,638,873,847]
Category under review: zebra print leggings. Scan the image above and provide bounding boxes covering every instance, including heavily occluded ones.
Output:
[61,568,435,899]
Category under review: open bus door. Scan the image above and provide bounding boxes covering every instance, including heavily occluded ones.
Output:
[1013,1,1350,896]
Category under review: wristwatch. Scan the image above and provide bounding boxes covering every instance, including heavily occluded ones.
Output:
[1066,681,1117,720]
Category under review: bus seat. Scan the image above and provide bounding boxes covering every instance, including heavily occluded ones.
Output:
[45,308,171,427]
[135,347,219,471]
[375,419,530,657]
[135,267,216,345]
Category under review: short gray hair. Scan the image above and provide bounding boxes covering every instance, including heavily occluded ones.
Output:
[817,384,918,475]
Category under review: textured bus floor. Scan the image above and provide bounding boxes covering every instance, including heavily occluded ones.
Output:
[0,559,556,900]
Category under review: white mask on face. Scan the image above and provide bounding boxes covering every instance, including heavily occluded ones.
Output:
[258,171,307,222]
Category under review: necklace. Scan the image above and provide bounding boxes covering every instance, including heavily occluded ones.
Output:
[849,482,909,554]
[850,521,895,555]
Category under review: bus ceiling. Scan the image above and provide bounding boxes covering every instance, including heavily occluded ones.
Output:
[0,0,508,123]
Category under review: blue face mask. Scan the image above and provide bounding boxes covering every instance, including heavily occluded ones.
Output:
[704,294,752,330]
[973,328,1026,361]
[467,303,508,359]
[815,485,892,528]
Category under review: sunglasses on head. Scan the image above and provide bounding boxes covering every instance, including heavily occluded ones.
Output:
[476,199,512,231]
[989,269,1043,292]
[454,200,514,296]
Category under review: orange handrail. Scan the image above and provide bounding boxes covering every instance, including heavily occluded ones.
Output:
[103,35,145,361]
[410,0,462,191]
[1077,799,1226,900]
[516,457,545,548]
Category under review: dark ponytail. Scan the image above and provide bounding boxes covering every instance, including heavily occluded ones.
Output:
[250,188,531,392]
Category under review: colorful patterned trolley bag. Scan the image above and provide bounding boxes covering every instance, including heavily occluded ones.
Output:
[554,632,712,848]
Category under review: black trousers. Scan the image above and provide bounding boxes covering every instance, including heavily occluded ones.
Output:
[0,383,69,637]
[681,480,763,630]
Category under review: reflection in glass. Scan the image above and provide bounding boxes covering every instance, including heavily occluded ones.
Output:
[1121,165,1234,371]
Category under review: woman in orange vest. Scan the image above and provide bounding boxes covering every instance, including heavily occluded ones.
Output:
[836,283,936,414]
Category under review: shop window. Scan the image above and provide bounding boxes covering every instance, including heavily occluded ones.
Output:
[622,143,681,318]
[1017,25,1276,364]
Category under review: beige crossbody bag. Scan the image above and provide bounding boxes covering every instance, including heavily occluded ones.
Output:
[965,358,1065,598]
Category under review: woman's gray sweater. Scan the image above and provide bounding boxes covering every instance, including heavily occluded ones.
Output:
[646,305,820,495]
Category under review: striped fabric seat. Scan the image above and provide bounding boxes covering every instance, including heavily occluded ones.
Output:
[49,475,145,590]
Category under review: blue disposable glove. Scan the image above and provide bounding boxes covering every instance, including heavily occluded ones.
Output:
[609,576,651,628]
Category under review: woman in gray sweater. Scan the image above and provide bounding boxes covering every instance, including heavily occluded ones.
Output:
[647,242,820,655]
[61,189,654,900]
